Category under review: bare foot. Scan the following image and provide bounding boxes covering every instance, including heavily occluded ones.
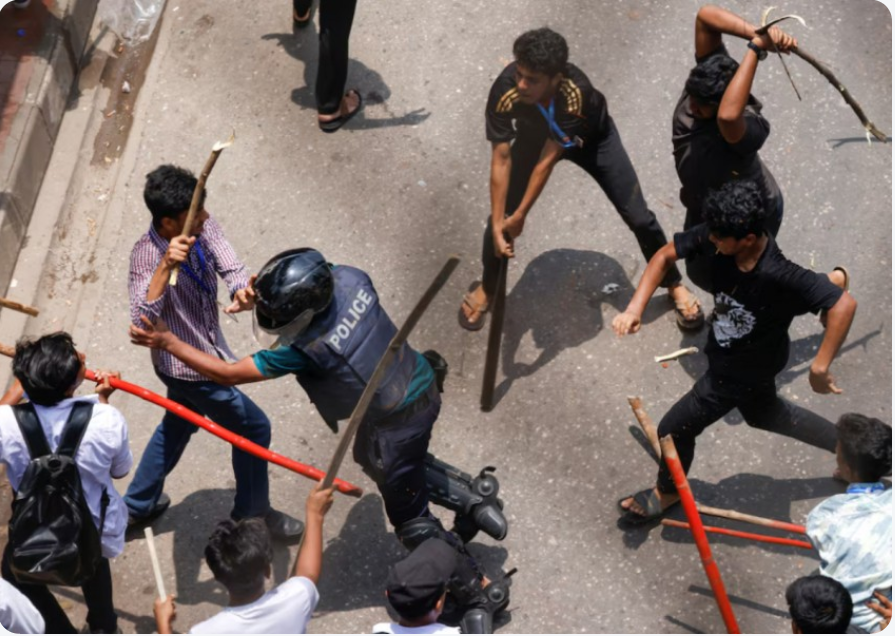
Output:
[318,90,361,124]
[462,283,490,323]
[620,488,680,517]
[669,283,701,321]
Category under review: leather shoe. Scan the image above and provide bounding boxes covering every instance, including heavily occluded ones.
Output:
[265,508,305,543]
[127,493,171,528]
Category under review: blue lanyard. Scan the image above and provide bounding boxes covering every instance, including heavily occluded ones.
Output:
[846,482,886,495]
[180,240,214,296]
[536,99,577,149]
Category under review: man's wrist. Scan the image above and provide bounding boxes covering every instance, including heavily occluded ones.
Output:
[809,362,829,374]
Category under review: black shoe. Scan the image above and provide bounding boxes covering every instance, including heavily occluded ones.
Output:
[127,493,171,528]
[265,508,305,543]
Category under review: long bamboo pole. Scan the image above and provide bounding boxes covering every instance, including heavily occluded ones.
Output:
[662,519,813,550]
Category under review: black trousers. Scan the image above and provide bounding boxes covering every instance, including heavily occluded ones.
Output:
[353,384,441,527]
[481,117,682,296]
[1,544,117,634]
[655,370,837,494]
[293,0,359,114]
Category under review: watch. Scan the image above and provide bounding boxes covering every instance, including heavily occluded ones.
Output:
[747,41,768,61]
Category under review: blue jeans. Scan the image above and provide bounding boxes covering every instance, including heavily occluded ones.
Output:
[124,371,272,519]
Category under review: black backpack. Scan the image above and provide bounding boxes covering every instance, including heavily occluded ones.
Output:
[8,401,108,586]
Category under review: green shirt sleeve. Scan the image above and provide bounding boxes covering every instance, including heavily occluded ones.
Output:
[252,346,313,378]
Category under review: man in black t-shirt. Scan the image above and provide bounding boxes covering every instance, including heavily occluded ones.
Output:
[672,5,795,291]
[458,28,704,332]
[612,180,856,523]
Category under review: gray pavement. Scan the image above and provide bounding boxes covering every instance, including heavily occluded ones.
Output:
[3,0,892,633]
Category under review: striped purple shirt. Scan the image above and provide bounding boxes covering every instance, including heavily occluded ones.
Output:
[129,215,249,382]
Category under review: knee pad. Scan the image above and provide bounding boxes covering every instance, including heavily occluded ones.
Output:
[395,516,449,551]
[425,454,508,543]
[459,608,493,635]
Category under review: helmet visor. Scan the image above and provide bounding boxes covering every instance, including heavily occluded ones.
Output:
[253,306,316,350]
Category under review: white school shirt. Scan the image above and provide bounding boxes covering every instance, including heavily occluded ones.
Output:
[190,577,319,634]
[370,623,460,634]
[0,579,45,634]
[0,395,133,558]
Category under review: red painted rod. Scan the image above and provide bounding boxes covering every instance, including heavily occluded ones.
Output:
[662,519,814,550]
[86,369,363,498]
[661,435,741,634]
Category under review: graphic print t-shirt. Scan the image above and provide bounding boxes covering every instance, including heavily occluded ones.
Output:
[673,224,843,380]
[486,62,609,147]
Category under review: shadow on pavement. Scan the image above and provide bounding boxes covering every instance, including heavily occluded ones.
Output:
[261,25,430,130]
[490,248,671,408]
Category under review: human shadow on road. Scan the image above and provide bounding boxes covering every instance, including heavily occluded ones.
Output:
[314,493,510,621]
[261,25,430,130]
[490,248,669,409]
[144,489,295,608]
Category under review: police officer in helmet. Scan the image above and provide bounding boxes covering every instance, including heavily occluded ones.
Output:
[130,248,509,569]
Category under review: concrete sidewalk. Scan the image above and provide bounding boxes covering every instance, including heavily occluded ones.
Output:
[0,0,97,295]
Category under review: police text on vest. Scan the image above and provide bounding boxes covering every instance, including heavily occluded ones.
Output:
[327,289,374,352]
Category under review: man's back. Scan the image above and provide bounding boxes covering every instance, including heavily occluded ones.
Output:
[0,396,132,558]
[189,576,318,634]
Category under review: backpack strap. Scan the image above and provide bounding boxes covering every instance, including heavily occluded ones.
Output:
[11,403,52,459]
[56,402,95,458]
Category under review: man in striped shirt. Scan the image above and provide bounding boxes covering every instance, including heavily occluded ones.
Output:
[123,165,303,542]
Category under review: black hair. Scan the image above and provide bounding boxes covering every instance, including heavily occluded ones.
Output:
[786,575,853,634]
[702,180,768,239]
[836,413,892,482]
[12,333,81,406]
[686,54,740,105]
[143,164,205,229]
[204,519,272,597]
[513,28,569,78]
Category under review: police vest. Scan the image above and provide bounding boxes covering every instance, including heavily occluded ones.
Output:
[290,266,417,425]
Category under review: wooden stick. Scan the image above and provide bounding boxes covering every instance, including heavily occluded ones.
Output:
[0,343,13,358]
[0,297,39,317]
[654,346,698,363]
[321,257,460,489]
[661,435,741,634]
[696,503,807,535]
[169,132,235,286]
[792,46,888,142]
[144,527,167,600]
[662,519,813,550]
[627,396,662,460]
[480,256,508,412]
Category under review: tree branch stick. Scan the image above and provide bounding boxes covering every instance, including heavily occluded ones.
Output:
[627,396,662,460]
[0,297,39,317]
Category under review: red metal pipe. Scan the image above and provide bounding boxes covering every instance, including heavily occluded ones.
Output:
[661,435,741,634]
[84,370,363,498]
[662,519,813,550]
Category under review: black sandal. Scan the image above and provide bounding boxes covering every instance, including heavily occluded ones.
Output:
[617,488,678,525]
[318,90,363,133]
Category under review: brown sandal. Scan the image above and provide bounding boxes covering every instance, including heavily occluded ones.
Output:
[458,283,490,332]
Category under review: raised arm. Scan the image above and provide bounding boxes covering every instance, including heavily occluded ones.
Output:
[612,241,681,336]
[694,5,761,59]
[294,482,335,584]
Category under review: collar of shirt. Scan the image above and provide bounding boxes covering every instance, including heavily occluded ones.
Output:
[846,482,887,495]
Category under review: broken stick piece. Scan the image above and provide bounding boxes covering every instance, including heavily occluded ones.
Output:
[654,346,698,363]
[0,297,39,317]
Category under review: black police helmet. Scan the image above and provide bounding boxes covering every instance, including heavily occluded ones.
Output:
[253,248,334,335]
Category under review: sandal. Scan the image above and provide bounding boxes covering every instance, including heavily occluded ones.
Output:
[617,488,679,525]
[821,266,850,327]
[292,0,312,27]
[670,288,705,331]
[458,282,490,332]
[318,90,363,133]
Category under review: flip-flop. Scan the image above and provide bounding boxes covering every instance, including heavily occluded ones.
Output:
[670,288,705,331]
[318,90,363,133]
[292,0,313,27]
[617,488,679,525]
[458,282,490,331]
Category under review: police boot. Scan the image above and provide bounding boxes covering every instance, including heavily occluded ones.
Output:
[425,454,508,544]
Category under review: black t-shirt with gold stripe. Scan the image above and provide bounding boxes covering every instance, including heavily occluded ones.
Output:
[485,62,609,146]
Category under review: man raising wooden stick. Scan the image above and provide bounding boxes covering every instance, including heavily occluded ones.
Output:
[613,179,856,524]
[124,165,304,542]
